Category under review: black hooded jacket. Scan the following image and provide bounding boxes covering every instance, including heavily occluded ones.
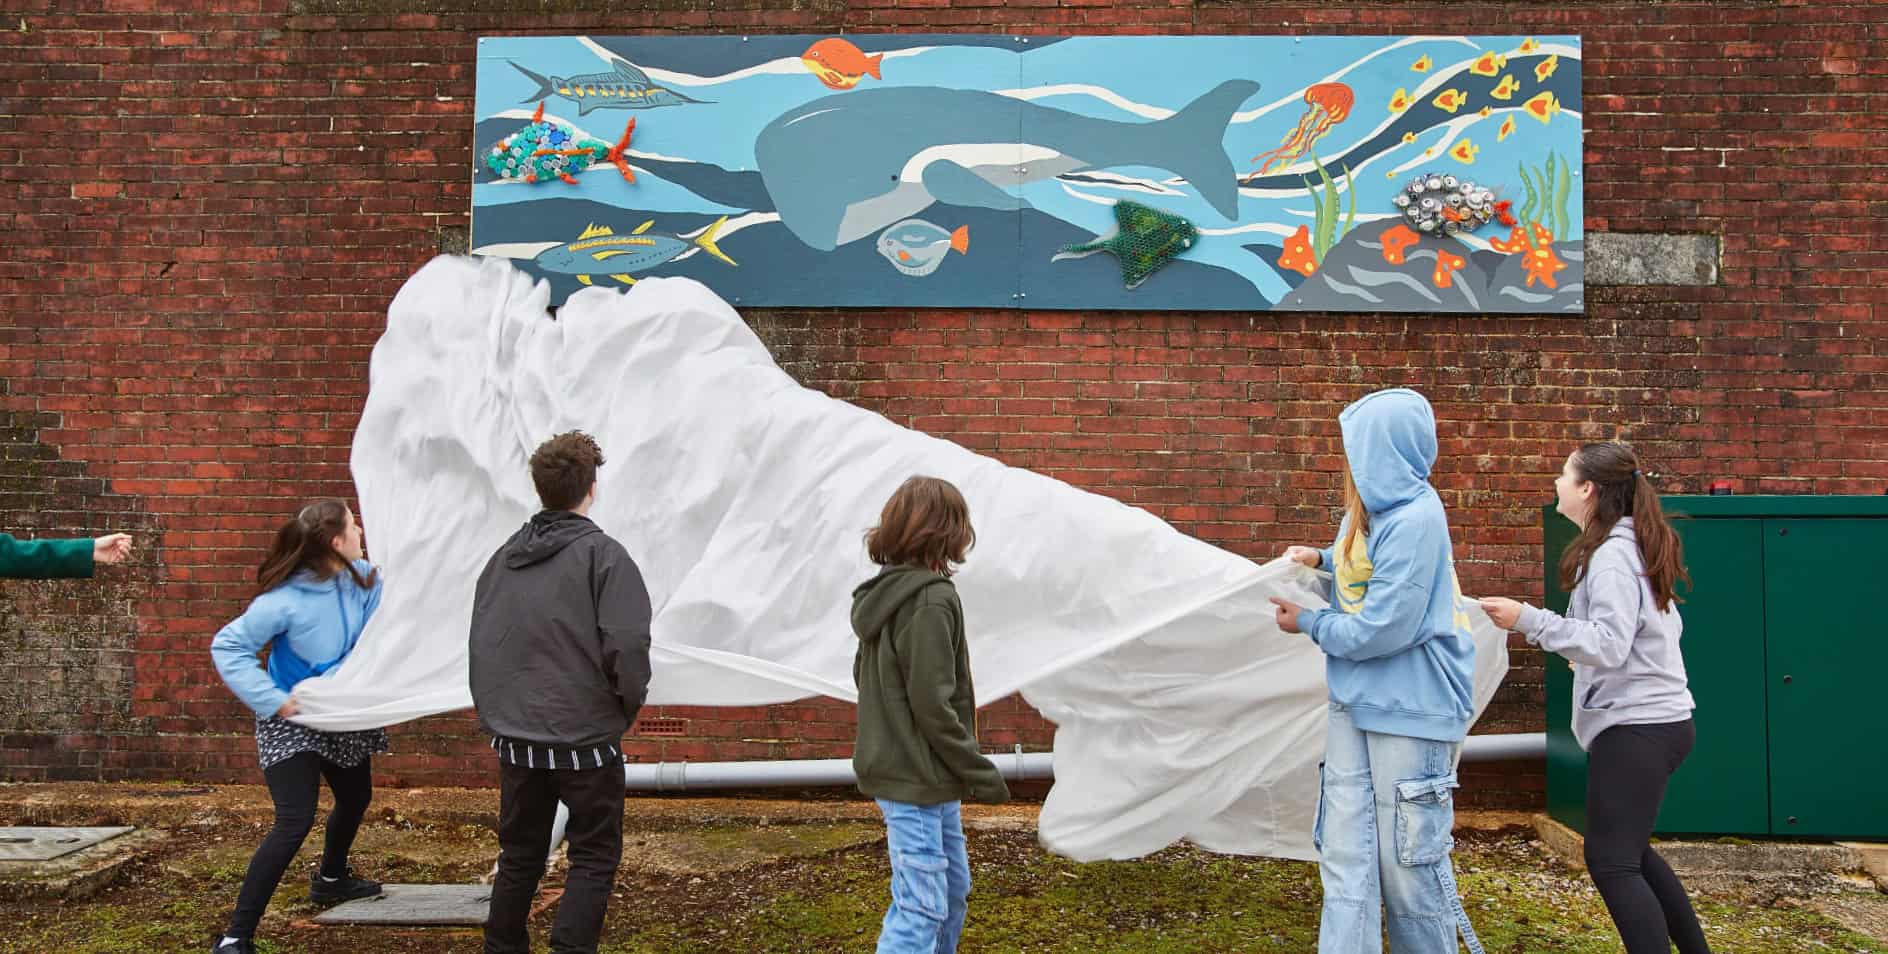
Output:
[469,510,652,767]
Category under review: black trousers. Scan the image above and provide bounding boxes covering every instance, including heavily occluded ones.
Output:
[484,759,626,954]
[226,753,373,939]
[1585,720,1713,954]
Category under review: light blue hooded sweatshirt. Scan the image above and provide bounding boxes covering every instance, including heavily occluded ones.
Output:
[1296,389,1478,743]
[210,559,381,719]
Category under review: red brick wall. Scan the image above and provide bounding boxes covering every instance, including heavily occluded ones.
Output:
[4,2,1884,811]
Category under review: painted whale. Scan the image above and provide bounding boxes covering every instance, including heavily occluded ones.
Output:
[754,80,1260,251]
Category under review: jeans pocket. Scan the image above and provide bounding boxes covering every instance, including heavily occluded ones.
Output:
[1393,772,1458,867]
[1312,761,1328,854]
[890,848,950,922]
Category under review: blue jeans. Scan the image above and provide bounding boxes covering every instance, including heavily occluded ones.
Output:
[1316,704,1484,954]
[875,798,970,954]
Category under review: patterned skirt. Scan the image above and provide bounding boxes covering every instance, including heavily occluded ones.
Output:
[255,716,390,771]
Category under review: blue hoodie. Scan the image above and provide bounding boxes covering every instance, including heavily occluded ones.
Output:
[211,559,382,719]
[1296,389,1477,743]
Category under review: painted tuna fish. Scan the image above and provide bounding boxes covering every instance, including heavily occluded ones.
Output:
[1052,200,1197,290]
[531,219,736,287]
[510,58,708,114]
[876,219,969,277]
[754,80,1259,251]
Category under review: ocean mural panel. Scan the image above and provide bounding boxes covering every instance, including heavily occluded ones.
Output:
[471,34,1584,312]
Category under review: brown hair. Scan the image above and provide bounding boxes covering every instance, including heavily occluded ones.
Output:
[256,498,375,596]
[864,476,975,576]
[1557,442,1689,612]
[531,430,605,511]
[1339,458,1370,562]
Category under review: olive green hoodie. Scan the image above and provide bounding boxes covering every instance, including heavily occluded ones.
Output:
[850,564,1008,805]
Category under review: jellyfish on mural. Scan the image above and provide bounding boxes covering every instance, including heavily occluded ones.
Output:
[1250,82,1355,176]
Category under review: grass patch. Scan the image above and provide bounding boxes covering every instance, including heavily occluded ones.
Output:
[4,824,1883,954]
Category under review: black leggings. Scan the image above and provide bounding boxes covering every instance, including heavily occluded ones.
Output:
[1585,720,1712,954]
[225,752,374,939]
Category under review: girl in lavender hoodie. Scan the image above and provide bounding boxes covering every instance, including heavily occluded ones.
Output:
[1480,442,1712,954]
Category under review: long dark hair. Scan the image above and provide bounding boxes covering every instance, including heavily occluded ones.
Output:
[1557,443,1688,612]
[255,498,375,596]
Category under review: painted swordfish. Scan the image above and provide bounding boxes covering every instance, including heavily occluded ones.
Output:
[754,79,1260,251]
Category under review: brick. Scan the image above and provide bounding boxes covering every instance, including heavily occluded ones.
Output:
[1,7,1884,815]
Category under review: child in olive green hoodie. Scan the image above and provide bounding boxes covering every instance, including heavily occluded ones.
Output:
[852,476,1008,954]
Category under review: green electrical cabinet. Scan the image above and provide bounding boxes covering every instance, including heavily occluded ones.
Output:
[1544,496,1888,840]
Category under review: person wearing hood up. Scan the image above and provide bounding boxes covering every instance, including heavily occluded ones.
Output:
[851,475,1008,954]
[469,430,652,954]
[1478,443,1711,954]
[1270,388,1486,954]
[209,498,388,954]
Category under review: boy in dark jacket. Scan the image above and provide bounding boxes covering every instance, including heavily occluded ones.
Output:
[852,476,1008,954]
[469,431,652,954]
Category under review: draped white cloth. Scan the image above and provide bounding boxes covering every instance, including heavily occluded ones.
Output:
[290,256,1508,861]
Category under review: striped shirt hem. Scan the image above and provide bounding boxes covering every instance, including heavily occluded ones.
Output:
[490,735,624,771]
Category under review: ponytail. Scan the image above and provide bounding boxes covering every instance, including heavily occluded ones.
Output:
[1629,470,1688,613]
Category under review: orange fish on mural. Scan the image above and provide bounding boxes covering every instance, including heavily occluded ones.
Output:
[1524,90,1562,124]
[1432,88,1467,113]
[1450,139,1479,164]
[1497,116,1517,142]
[1411,55,1432,73]
[802,38,884,91]
[1519,38,1540,54]
[1388,87,1413,113]
[1470,51,1507,77]
[1490,75,1521,101]
[1535,54,1560,82]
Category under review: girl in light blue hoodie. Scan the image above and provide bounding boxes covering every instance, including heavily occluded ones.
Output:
[1270,388,1484,954]
[208,499,387,954]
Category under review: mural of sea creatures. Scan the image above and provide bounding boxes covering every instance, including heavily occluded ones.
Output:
[510,59,707,114]
[485,102,636,185]
[755,80,1259,252]
[530,218,736,286]
[1250,82,1353,176]
[801,38,883,91]
[876,219,969,277]
[1051,200,1197,290]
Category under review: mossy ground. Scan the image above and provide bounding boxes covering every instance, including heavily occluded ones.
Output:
[2,792,1882,953]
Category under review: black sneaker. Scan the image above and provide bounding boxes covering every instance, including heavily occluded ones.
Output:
[210,939,255,954]
[309,868,383,905]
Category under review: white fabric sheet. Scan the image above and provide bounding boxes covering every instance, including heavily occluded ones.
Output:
[291,255,1508,861]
